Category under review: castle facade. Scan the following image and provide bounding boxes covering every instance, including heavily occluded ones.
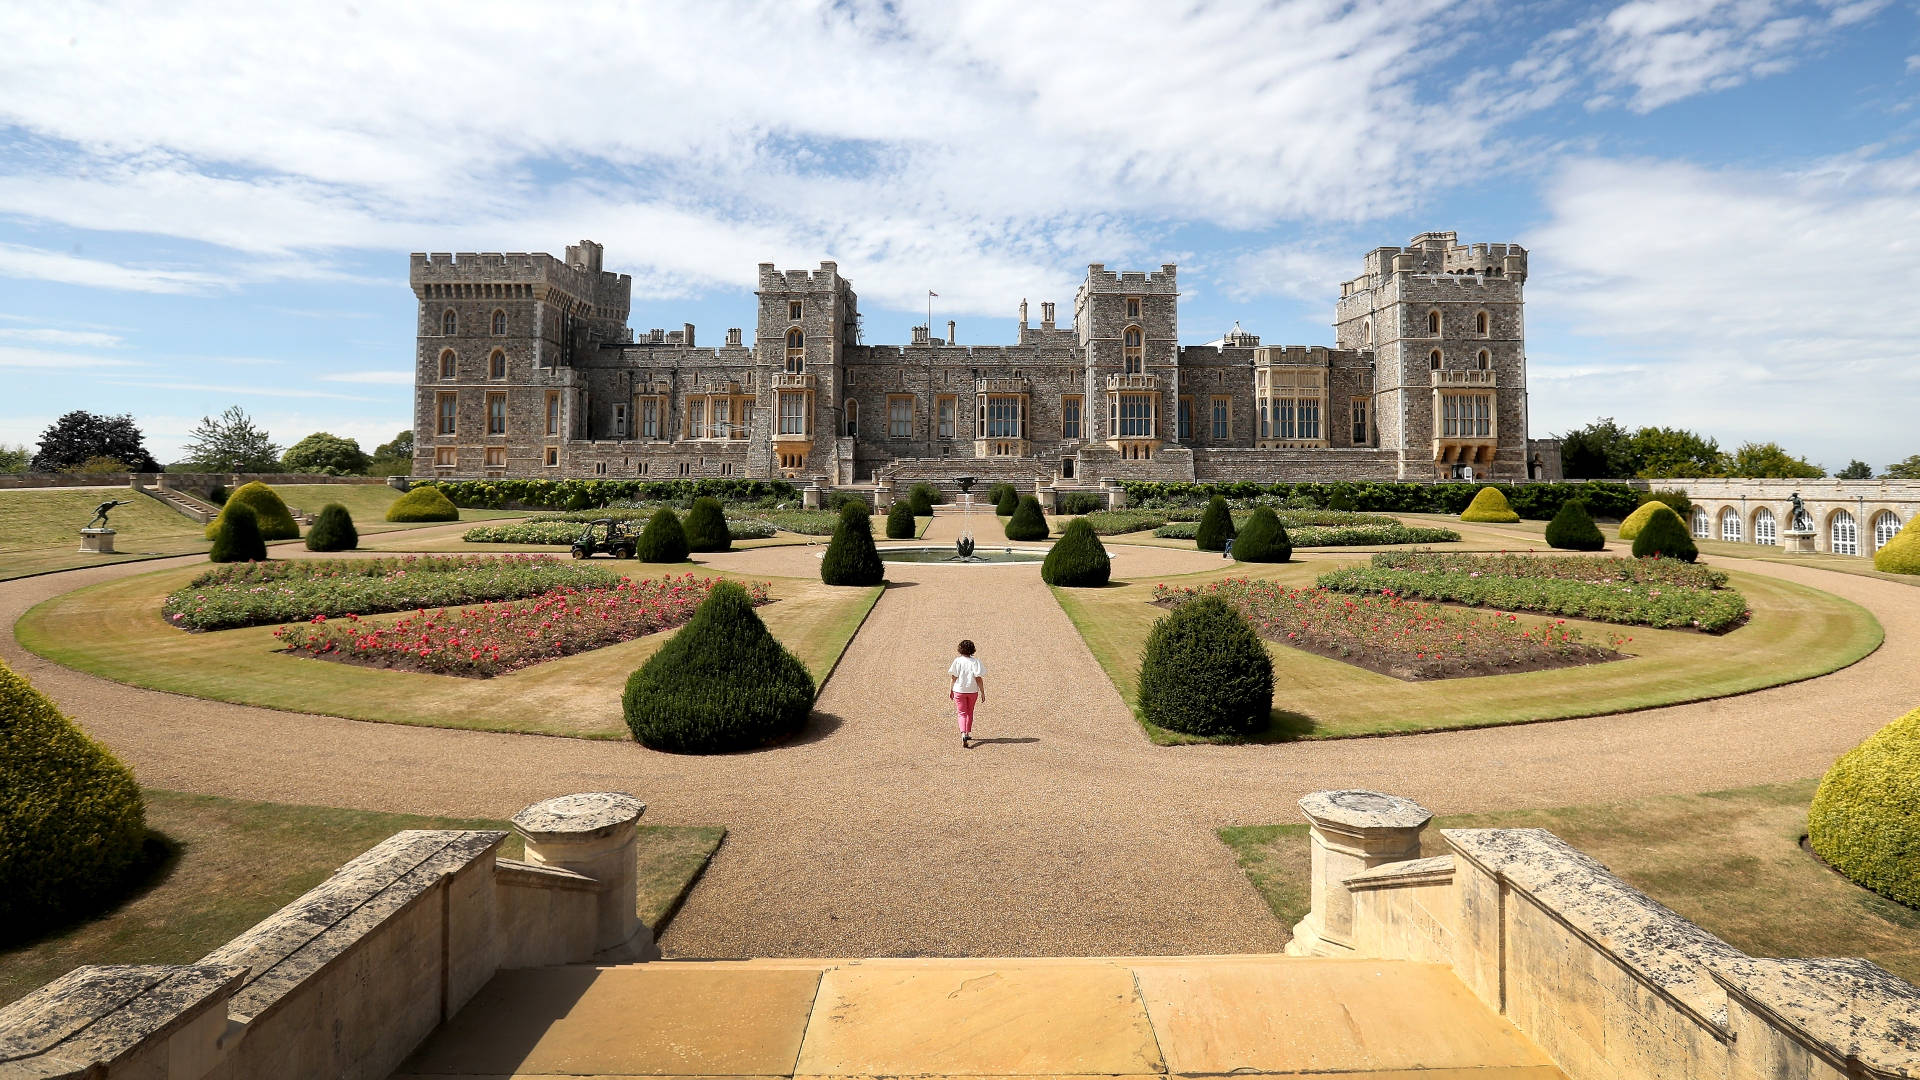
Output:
[410,232,1556,486]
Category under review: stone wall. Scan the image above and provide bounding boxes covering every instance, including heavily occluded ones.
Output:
[0,472,394,490]
[1660,477,1918,556]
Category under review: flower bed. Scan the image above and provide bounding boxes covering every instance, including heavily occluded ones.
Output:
[1079,510,1169,535]
[1151,519,1459,546]
[1316,552,1748,632]
[462,515,776,545]
[163,555,622,631]
[1155,578,1625,681]
[273,574,771,677]
[757,510,845,535]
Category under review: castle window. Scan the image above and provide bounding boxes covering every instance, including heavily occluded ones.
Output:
[845,399,859,438]
[1691,508,1710,539]
[984,395,1020,439]
[1440,394,1491,438]
[687,398,706,439]
[1061,395,1082,440]
[888,395,913,439]
[1126,297,1141,319]
[641,398,660,439]
[1721,507,1742,542]
[614,401,630,438]
[937,396,956,439]
[486,393,507,436]
[434,446,457,467]
[596,461,609,475]
[436,393,457,436]
[1350,398,1369,445]
[1477,349,1490,370]
[484,446,507,469]
[1118,393,1153,438]
[443,309,457,336]
[786,328,805,374]
[545,391,560,437]
[1874,511,1902,551]
[1210,396,1231,440]
[713,397,734,439]
[489,349,506,380]
[1123,326,1143,374]
[439,350,456,380]
[678,461,692,477]
[1177,397,1192,441]
[1427,310,1440,335]
[1259,400,1269,439]
[1831,510,1859,556]
[1430,350,1442,371]
[1476,311,1489,336]
[1362,319,1372,349]
[779,391,809,436]
[1754,507,1777,545]
[545,446,559,468]
[492,309,507,335]
[789,300,803,320]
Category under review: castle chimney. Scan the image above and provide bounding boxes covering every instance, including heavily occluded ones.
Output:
[912,325,929,346]
[1019,298,1028,330]
[683,323,696,347]
[726,328,742,346]
[1041,302,1056,330]
[947,320,956,345]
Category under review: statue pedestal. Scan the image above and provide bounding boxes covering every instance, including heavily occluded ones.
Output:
[78,528,117,554]
[1782,529,1817,555]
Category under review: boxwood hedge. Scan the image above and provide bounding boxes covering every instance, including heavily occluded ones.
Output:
[205,481,299,541]
[1809,705,1920,908]
[1137,596,1273,737]
[1120,480,1643,521]
[622,582,815,753]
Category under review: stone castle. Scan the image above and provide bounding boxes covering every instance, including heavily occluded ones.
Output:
[410,232,1559,485]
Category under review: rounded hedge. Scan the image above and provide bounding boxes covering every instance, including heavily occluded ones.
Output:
[1004,495,1048,541]
[304,503,358,552]
[885,501,917,539]
[1,659,148,940]
[821,501,883,585]
[907,482,940,515]
[1233,506,1291,562]
[622,582,816,753]
[208,502,268,563]
[636,506,691,562]
[1544,499,1605,551]
[1617,500,1674,541]
[1460,486,1520,523]
[1137,595,1273,737]
[385,485,460,523]
[1630,503,1698,562]
[1194,495,1235,551]
[1873,516,1920,575]
[684,497,732,553]
[1042,517,1111,587]
[205,481,299,540]
[1058,490,1104,515]
[1808,705,1920,908]
[994,484,1020,516]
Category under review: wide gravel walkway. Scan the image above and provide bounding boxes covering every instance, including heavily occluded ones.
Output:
[0,510,1913,957]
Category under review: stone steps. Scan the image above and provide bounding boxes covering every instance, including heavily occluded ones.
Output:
[393,954,1565,1079]
[138,484,220,524]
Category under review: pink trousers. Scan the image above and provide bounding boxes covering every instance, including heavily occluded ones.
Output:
[952,691,978,734]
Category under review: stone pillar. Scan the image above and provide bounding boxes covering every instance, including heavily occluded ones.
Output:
[874,481,892,511]
[803,479,823,510]
[1102,478,1127,511]
[1286,790,1432,957]
[512,792,650,959]
[78,529,116,554]
[1036,485,1057,514]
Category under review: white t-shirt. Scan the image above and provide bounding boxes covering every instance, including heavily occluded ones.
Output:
[948,655,985,694]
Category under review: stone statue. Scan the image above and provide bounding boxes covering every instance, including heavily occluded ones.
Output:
[1789,491,1810,532]
[86,499,129,530]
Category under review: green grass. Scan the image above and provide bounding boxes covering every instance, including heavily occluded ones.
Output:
[1,489,212,579]
[0,790,724,1006]
[17,564,883,739]
[1219,779,1920,986]
[1053,554,1880,742]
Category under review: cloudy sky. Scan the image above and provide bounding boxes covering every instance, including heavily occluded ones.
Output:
[2,0,1916,469]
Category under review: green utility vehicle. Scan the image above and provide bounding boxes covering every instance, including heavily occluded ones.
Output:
[569,518,637,560]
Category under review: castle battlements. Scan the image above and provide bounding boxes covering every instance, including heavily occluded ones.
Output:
[1079,263,1179,294]
[410,246,631,306]
[757,261,843,290]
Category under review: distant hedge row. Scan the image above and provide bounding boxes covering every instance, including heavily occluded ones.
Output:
[1119,481,1643,520]
[420,478,800,511]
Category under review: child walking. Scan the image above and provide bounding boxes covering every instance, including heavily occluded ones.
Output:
[948,639,986,748]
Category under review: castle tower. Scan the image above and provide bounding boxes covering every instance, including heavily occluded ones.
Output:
[408,241,631,477]
[1333,232,1528,480]
[753,261,859,478]
[1074,263,1179,454]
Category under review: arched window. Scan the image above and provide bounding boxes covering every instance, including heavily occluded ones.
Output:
[1427,310,1441,335]
[1476,349,1490,370]
[1831,510,1859,556]
[442,309,457,336]
[438,349,456,379]
[786,328,805,374]
[1429,350,1442,371]
[491,309,506,335]
[1720,507,1742,542]
[488,349,506,380]
[1476,311,1489,335]
[1691,508,1710,538]
[1123,326,1144,373]
[1753,507,1777,546]
[845,399,858,438]
[1361,319,1372,348]
[1874,511,1902,551]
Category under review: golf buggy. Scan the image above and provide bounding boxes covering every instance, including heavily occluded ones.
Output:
[569,518,637,560]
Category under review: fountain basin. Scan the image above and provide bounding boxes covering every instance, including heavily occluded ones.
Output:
[874,546,1049,564]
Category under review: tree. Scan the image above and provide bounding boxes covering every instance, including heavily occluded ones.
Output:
[1137,596,1273,737]
[180,406,280,472]
[1194,495,1235,551]
[1630,426,1723,478]
[31,411,160,473]
[1884,455,1920,480]
[1725,441,1824,479]
[1233,506,1291,562]
[0,443,28,474]
[208,503,268,562]
[1554,417,1634,480]
[1004,495,1048,541]
[1835,460,1874,480]
[821,501,883,586]
[622,582,815,753]
[304,504,358,552]
[635,506,690,562]
[373,430,414,460]
[683,497,732,553]
[1041,517,1111,586]
[369,430,415,474]
[1631,504,1698,563]
[281,432,370,475]
[1544,500,1605,551]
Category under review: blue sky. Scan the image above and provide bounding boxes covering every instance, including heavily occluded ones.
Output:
[2,0,1917,470]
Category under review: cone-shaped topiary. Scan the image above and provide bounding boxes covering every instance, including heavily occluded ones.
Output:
[684,497,732,553]
[1873,516,1920,574]
[994,483,1019,516]
[821,501,884,585]
[385,485,460,523]
[1544,499,1606,551]
[622,582,816,753]
[1137,595,1273,737]
[1004,495,1048,541]
[1460,486,1520,523]
[204,480,299,540]
[1233,506,1291,562]
[885,501,917,539]
[1617,500,1674,541]
[907,482,939,516]
[208,502,267,563]
[636,506,691,562]
[1042,517,1111,587]
[0,659,148,940]
[304,503,358,552]
[1808,705,1920,908]
[1194,495,1235,551]
[1631,503,1698,562]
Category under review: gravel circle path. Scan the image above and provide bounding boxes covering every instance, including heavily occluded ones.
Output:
[1,510,1911,958]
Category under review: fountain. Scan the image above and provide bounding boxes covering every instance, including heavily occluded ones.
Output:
[950,475,982,562]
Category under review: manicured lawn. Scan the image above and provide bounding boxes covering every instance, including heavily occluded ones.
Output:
[0,790,724,1006]
[1219,779,1920,986]
[1053,554,1880,743]
[17,563,884,739]
[0,489,211,579]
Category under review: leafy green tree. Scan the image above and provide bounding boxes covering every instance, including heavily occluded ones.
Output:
[1835,460,1873,480]
[0,443,28,474]
[1630,426,1723,478]
[64,455,131,475]
[1884,454,1920,480]
[1554,417,1634,479]
[180,406,280,472]
[1725,441,1824,479]
[31,411,160,472]
[281,432,370,475]
[369,430,415,474]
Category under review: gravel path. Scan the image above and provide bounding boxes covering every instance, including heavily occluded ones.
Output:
[0,511,1912,957]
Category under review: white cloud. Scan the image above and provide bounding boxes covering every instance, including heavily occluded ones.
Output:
[0,345,142,368]
[0,327,124,348]
[100,379,382,402]
[0,242,230,294]
[319,371,412,385]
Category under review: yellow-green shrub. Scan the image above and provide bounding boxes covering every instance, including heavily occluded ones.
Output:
[1617,500,1679,541]
[1459,486,1519,523]
[1808,706,1920,908]
[386,485,460,522]
[1873,517,1920,575]
[203,481,298,540]
[0,659,147,939]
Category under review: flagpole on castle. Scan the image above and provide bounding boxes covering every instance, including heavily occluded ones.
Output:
[927,290,936,341]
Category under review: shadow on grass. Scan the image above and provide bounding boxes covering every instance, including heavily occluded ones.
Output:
[1143,708,1319,746]
[1,829,181,951]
